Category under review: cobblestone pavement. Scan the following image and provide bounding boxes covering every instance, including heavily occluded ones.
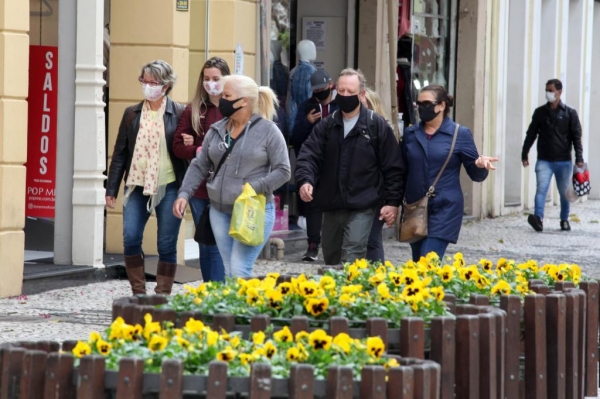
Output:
[1,200,599,345]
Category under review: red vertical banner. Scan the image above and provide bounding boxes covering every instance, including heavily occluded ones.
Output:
[25,46,58,218]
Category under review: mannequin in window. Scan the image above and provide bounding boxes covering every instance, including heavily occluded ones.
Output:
[271,40,289,136]
[397,36,416,126]
[286,40,317,135]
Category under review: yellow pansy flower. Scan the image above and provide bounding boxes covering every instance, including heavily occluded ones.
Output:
[148,335,168,352]
[430,286,445,302]
[217,348,237,362]
[319,276,336,291]
[366,336,385,359]
[252,331,266,345]
[273,326,294,343]
[305,297,329,316]
[377,283,393,300]
[333,333,353,354]
[96,339,112,356]
[309,329,332,350]
[286,347,301,362]
[278,282,293,295]
[491,280,511,296]
[72,341,91,358]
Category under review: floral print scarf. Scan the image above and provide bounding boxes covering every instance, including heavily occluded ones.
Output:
[124,98,167,211]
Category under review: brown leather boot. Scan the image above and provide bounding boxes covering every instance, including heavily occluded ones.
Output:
[155,261,177,295]
[125,254,146,295]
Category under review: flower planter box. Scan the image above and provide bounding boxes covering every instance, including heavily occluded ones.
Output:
[111,279,600,399]
[0,342,440,399]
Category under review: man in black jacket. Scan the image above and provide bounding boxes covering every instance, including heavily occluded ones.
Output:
[291,69,338,261]
[295,69,406,266]
[522,78,585,232]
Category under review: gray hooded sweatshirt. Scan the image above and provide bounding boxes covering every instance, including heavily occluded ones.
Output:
[178,115,291,213]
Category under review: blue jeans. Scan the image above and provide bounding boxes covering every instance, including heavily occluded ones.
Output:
[123,183,181,263]
[534,160,572,221]
[210,201,275,278]
[410,237,450,262]
[189,197,225,282]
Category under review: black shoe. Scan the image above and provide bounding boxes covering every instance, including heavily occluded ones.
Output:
[302,243,319,261]
[560,220,571,231]
[527,214,543,232]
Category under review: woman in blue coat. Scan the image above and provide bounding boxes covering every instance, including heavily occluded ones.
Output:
[401,85,498,261]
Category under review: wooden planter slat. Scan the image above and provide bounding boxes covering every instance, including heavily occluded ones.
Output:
[455,315,479,399]
[579,280,599,397]
[291,316,310,337]
[327,366,353,399]
[366,318,388,350]
[387,366,413,399]
[469,294,489,306]
[0,346,25,399]
[575,289,587,398]
[159,359,183,398]
[499,294,520,398]
[478,313,496,399]
[76,356,105,399]
[153,308,176,325]
[250,363,272,399]
[524,294,547,399]
[212,314,236,333]
[289,364,315,399]
[564,292,579,399]
[546,293,566,399]
[555,281,576,292]
[116,357,144,399]
[329,317,350,337]
[251,315,271,334]
[43,353,75,399]
[429,316,454,399]
[400,318,424,359]
[61,341,78,354]
[359,366,386,399]
[19,349,47,399]
[206,361,227,398]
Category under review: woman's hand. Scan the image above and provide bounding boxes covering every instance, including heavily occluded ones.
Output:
[475,155,499,170]
[173,198,188,219]
[182,133,194,146]
[105,196,116,209]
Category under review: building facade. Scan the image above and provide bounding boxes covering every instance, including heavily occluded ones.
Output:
[0,0,597,297]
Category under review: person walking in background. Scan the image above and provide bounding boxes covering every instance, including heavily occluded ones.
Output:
[361,87,392,263]
[106,60,186,295]
[172,57,229,282]
[173,75,291,278]
[291,69,338,261]
[295,69,405,266]
[402,84,497,261]
[522,78,585,232]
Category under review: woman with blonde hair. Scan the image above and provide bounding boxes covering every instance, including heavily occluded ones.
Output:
[364,87,388,120]
[173,75,291,278]
[173,57,230,282]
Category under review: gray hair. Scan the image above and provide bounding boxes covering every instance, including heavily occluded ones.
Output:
[339,68,367,92]
[139,60,177,95]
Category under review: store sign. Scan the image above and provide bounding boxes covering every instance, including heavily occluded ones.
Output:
[234,43,244,75]
[25,46,58,218]
[176,0,189,11]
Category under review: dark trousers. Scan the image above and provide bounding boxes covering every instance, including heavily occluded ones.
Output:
[409,237,450,262]
[321,208,375,265]
[366,210,385,263]
[297,194,322,245]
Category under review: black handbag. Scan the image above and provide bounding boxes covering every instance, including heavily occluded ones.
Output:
[193,117,262,245]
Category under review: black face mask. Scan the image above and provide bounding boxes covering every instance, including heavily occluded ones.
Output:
[219,97,243,118]
[418,103,440,123]
[314,88,331,102]
[336,94,360,113]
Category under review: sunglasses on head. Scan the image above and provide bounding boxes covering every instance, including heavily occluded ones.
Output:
[416,101,438,107]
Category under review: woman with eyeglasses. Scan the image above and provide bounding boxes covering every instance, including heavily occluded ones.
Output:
[106,60,186,295]
[172,57,230,282]
[401,84,498,261]
[173,75,291,278]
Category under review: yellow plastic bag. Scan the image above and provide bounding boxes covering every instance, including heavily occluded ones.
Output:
[229,183,266,246]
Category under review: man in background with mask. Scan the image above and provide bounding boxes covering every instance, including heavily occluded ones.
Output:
[291,69,338,261]
[522,78,585,232]
[295,69,406,266]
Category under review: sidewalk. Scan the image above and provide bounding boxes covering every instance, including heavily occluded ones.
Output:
[1,200,599,344]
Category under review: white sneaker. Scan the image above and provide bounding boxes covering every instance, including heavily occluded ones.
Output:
[297,216,307,231]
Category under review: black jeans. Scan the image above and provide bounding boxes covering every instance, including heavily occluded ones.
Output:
[297,194,322,245]
[366,210,385,263]
[321,208,375,265]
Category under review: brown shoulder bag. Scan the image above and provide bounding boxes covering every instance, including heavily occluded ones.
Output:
[399,123,459,243]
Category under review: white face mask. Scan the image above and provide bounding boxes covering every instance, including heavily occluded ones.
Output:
[545,91,557,103]
[204,81,223,96]
[142,84,165,101]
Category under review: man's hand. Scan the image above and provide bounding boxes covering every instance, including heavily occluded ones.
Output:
[307,109,322,124]
[182,133,194,146]
[522,159,529,167]
[172,198,188,219]
[380,206,399,227]
[576,162,584,168]
[299,183,314,202]
[105,196,116,209]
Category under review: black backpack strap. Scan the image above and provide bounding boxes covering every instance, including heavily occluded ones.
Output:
[365,110,379,165]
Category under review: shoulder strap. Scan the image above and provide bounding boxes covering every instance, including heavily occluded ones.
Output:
[428,123,459,196]
[365,110,379,163]
[211,117,263,179]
